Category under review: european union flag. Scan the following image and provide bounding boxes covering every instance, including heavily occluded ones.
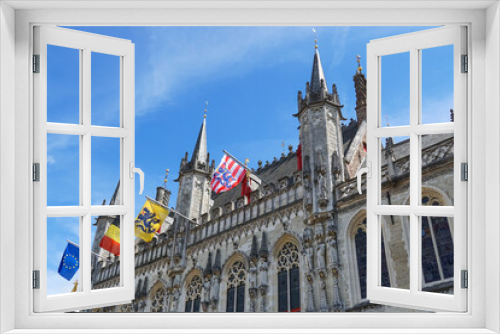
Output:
[57,242,80,281]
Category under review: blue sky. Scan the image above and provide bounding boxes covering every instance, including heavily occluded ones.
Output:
[45,26,453,295]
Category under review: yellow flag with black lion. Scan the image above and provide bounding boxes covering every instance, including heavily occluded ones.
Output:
[135,199,169,243]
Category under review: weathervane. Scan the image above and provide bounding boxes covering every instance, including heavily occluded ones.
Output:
[163,169,170,188]
[312,28,318,49]
[356,55,363,73]
[204,101,208,118]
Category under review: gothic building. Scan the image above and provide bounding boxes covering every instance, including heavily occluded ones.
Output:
[90,45,455,313]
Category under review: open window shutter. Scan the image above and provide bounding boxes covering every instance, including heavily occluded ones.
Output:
[366,26,467,312]
[33,26,135,312]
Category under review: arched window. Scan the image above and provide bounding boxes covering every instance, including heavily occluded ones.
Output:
[354,218,390,300]
[150,287,165,312]
[185,275,202,312]
[277,242,300,312]
[421,196,454,285]
[226,261,246,312]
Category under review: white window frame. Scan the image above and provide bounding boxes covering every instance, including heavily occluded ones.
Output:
[32,25,136,312]
[366,26,467,312]
[0,2,498,334]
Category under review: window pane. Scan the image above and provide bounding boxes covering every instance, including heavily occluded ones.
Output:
[381,233,391,288]
[236,284,245,312]
[193,297,200,312]
[354,225,367,298]
[421,216,454,295]
[47,45,80,124]
[91,215,121,292]
[91,137,121,205]
[381,136,410,205]
[226,287,235,312]
[380,215,410,290]
[91,52,120,127]
[289,267,301,312]
[421,45,454,124]
[278,270,288,312]
[47,217,81,296]
[47,134,80,206]
[421,134,454,206]
[185,299,192,313]
[381,52,410,127]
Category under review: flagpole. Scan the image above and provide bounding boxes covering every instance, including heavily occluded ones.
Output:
[66,239,112,263]
[145,196,201,226]
[222,150,275,192]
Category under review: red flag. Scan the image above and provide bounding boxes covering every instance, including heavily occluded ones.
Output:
[241,172,252,203]
[297,144,302,170]
[211,154,246,194]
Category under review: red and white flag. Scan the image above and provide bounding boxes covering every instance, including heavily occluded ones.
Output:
[211,154,246,194]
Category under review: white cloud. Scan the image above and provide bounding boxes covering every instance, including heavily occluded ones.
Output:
[136,27,309,116]
[329,27,351,68]
[421,93,454,124]
[47,155,56,165]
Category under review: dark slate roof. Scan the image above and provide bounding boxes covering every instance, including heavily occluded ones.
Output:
[211,153,298,208]
[342,120,359,155]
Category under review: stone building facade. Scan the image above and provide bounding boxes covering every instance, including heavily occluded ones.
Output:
[90,46,455,313]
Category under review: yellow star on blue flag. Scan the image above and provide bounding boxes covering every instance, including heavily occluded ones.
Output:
[57,242,80,281]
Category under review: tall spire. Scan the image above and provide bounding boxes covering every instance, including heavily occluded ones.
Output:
[309,47,328,98]
[190,104,208,166]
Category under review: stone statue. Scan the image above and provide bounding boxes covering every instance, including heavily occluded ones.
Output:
[249,262,257,288]
[316,243,326,269]
[306,245,315,271]
[172,288,181,312]
[315,150,324,172]
[211,275,220,301]
[260,261,268,286]
[303,155,310,175]
[328,238,339,267]
[318,173,327,201]
[304,177,312,206]
[203,278,211,302]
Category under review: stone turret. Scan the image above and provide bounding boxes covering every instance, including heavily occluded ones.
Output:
[168,112,214,278]
[294,41,346,220]
[353,55,367,124]
[175,114,214,220]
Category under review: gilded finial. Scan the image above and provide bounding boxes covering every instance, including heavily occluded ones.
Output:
[204,101,208,118]
[356,55,363,73]
[312,28,318,49]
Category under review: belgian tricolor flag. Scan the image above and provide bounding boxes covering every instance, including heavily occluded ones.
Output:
[99,216,120,256]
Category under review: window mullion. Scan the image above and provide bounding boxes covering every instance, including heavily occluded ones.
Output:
[409,47,420,294]
[81,47,92,293]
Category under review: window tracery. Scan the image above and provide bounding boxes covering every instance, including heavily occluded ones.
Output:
[150,287,165,312]
[277,242,300,312]
[226,261,246,312]
[185,275,202,312]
